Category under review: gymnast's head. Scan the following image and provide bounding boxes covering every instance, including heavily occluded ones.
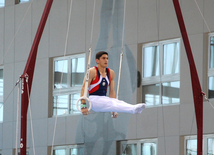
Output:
[95,51,108,66]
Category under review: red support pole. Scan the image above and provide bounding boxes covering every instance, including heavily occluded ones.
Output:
[172,0,203,154]
[20,0,53,154]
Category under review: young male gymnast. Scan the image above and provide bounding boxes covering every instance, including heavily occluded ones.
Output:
[80,51,146,118]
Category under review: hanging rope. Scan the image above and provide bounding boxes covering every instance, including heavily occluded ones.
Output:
[116,0,126,100]
[15,79,21,155]
[76,0,97,112]
[0,0,34,65]
[50,0,74,154]
[89,0,96,48]
[0,78,21,110]
[50,0,97,152]
[109,0,127,118]
[0,2,35,153]
[193,0,211,33]
[26,76,36,155]
[202,93,214,109]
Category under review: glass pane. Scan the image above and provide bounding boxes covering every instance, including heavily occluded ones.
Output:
[53,149,66,155]
[208,76,214,98]
[142,84,160,106]
[210,36,214,69]
[53,95,69,116]
[208,138,214,155]
[0,69,3,122]
[186,139,197,155]
[71,147,84,155]
[163,42,179,75]
[122,144,137,155]
[71,57,85,87]
[70,92,81,114]
[0,0,4,7]
[20,0,29,2]
[143,46,159,77]
[54,60,68,89]
[141,143,157,155]
[162,81,180,104]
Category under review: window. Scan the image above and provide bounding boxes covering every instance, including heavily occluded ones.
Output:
[142,39,180,106]
[0,68,3,122]
[0,0,4,7]
[208,33,214,98]
[185,134,214,155]
[53,144,84,155]
[120,139,157,155]
[53,54,85,116]
[20,0,29,2]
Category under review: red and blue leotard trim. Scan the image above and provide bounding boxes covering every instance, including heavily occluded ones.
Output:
[88,66,111,96]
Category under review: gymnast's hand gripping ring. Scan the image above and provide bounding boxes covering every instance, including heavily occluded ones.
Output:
[76,96,92,112]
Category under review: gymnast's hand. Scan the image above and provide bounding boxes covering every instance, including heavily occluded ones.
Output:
[81,108,90,115]
[111,112,118,118]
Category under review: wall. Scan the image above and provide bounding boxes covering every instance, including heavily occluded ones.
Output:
[0,0,213,154]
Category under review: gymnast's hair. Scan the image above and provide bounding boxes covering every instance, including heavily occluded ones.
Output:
[95,51,108,60]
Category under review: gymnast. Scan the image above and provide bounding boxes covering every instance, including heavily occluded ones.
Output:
[80,51,146,118]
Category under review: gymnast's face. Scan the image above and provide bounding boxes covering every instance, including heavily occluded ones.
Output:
[96,54,108,68]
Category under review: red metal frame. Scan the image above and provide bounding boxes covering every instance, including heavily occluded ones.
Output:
[18,0,203,154]
[172,0,203,154]
[20,0,53,154]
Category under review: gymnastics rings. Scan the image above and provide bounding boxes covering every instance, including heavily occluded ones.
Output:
[76,96,92,112]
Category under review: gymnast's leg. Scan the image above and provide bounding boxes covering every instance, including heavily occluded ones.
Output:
[89,95,146,114]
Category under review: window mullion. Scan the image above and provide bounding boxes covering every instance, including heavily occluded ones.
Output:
[68,94,71,114]
[68,58,72,88]
[159,43,163,105]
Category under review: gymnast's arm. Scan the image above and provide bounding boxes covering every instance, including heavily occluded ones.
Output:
[80,67,96,115]
[109,69,115,98]
[109,70,118,118]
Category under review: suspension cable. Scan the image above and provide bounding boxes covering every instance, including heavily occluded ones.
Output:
[0,0,34,65]
[26,76,36,155]
[50,0,74,153]
[89,0,96,49]
[0,78,20,110]
[76,0,96,112]
[15,78,21,155]
[116,0,126,100]
[202,93,214,109]
[193,0,211,33]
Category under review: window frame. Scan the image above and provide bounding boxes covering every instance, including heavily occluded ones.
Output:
[0,66,3,123]
[208,33,214,99]
[208,33,214,77]
[53,144,84,155]
[52,53,85,116]
[120,138,158,155]
[184,134,214,155]
[141,38,180,107]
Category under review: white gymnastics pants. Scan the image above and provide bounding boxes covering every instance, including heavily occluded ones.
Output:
[89,95,145,114]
